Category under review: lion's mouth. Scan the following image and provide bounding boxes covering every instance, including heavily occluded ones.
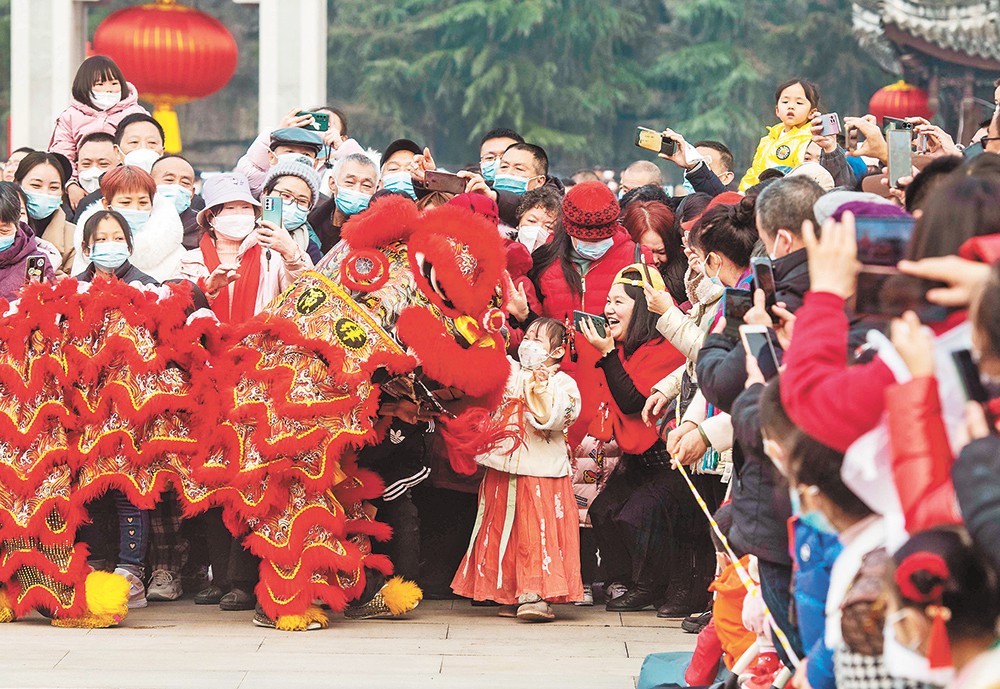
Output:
[413,252,456,312]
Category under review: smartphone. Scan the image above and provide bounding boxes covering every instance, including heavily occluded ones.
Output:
[883,116,914,132]
[424,170,467,195]
[854,216,915,267]
[953,350,990,404]
[817,113,842,137]
[964,141,986,159]
[25,255,46,283]
[751,257,777,322]
[739,325,781,380]
[722,288,753,340]
[854,267,949,322]
[573,310,608,339]
[635,126,677,156]
[886,129,913,189]
[262,195,283,228]
[297,111,329,132]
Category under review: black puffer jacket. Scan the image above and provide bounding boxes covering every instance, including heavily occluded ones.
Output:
[730,382,792,565]
[696,248,811,413]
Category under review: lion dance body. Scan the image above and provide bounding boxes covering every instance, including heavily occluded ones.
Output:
[0,198,510,630]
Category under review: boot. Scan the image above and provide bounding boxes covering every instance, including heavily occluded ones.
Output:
[656,569,711,618]
[606,581,659,612]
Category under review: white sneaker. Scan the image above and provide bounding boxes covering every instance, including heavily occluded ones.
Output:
[147,569,182,602]
[605,582,628,601]
[114,567,148,609]
[574,584,594,606]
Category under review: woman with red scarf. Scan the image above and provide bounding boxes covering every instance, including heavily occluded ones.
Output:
[578,264,693,613]
[177,172,311,324]
[175,172,311,613]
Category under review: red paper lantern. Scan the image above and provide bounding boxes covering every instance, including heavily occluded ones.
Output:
[869,80,934,125]
[93,0,238,152]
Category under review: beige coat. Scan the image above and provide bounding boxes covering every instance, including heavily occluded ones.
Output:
[39,208,76,274]
[475,360,581,478]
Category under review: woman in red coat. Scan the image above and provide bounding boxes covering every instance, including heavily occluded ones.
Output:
[528,181,651,447]
[578,264,693,613]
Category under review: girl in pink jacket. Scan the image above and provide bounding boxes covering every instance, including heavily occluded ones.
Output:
[48,56,148,172]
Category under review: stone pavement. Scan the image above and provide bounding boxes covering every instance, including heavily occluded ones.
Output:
[0,599,695,688]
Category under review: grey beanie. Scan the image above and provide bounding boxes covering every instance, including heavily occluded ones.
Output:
[262,155,321,209]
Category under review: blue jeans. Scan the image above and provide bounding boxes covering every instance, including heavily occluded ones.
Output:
[758,559,805,670]
[80,490,150,573]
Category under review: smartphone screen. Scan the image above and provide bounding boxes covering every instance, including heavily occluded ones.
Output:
[855,216,915,267]
[742,329,781,380]
[854,268,949,322]
[751,257,777,320]
[723,288,753,340]
[424,170,467,195]
[887,129,913,188]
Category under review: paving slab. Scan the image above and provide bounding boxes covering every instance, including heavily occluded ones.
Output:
[0,598,695,688]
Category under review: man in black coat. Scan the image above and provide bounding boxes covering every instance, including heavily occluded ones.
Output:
[693,176,823,663]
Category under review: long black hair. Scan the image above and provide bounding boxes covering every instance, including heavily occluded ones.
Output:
[616,267,664,358]
[528,223,583,298]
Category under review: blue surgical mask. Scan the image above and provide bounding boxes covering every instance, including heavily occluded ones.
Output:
[574,237,614,262]
[790,489,836,535]
[703,253,723,286]
[480,159,500,182]
[0,234,15,251]
[382,171,416,199]
[281,199,309,230]
[335,187,371,217]
[24,191,62,220]
[493,173,532,195]
[89,241,131,270]
[112,206,151,235]
[157,184,193,214]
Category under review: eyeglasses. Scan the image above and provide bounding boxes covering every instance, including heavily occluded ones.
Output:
[276,191,310,211]
[480,154,501,163]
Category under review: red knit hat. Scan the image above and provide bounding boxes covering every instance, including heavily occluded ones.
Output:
[562,181,620,240]
[446,193,499,227]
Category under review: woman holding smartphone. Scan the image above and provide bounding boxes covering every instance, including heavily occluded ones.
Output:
[577,264,689,613]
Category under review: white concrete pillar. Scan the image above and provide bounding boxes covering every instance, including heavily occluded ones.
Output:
[10,0,96,150]
[233,0,328,132]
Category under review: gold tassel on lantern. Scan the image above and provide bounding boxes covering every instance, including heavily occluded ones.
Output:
[152,102,182,154]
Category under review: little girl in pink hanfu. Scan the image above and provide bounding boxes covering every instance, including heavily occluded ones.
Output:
[452,317,584,622]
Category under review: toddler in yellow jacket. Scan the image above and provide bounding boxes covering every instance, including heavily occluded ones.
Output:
[739,79,820,191]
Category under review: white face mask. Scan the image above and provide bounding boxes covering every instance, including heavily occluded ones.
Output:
[91,90,121,111]
[213,214,256,241]
[78,167,103,194]
[123,148,161,173]
[517,225,549,253]
[517,339,551,370]
[882,612,955,685]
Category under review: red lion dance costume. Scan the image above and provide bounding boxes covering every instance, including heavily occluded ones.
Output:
[0,198,510,630]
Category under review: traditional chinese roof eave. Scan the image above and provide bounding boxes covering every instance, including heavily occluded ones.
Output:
[884,21,1000,72]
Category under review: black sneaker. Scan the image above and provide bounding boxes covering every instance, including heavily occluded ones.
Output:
[681,609,712,634]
